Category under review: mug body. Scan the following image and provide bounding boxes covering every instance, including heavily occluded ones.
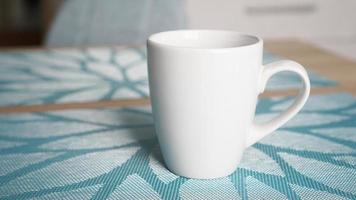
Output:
[147,30,263,179]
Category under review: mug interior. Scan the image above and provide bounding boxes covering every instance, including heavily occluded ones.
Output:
[148,30,260,49]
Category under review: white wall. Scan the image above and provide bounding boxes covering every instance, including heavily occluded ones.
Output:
[185,0,356,60]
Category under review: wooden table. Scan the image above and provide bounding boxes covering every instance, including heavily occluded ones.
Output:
[265,39,356,96]
[0,39,355,114]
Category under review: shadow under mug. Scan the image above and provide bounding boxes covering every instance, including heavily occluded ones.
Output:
[147,30,310,179]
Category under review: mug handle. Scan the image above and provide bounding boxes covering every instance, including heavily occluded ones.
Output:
[246,60,311,147]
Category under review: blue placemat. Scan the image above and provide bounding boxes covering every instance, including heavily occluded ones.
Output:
[0,93,355,199]
[0,48,335,106]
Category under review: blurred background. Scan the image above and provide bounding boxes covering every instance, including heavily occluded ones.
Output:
[0,0,355,60]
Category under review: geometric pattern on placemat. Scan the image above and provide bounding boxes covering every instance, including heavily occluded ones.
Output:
[0,93,354,199]
[0,48,336,106]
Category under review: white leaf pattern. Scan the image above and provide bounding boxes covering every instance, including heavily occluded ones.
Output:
[56,85,111,103]
[87,48,111,62]
[179,178,241,200]
[29,66,99,80]
[0,122,103,138]
[259,130,354,153]
[3,81,100,91]
[41,127,154,150]
[30,54,80,69]
[0,147,139,197]
[126,62,147,80]
[0,141,24,150]
[112,87,142,98]
[50,109,153,126]
[114,49,142,67]
[86,62,123,81]
[333,156,356,166]
[0,152,61,176]
[311,128,356,142]
[271,93,355,112]
[255,113,347,128]
[29,184,102,200]
[0,93,49,106]
[279,153,356,194]
[0,48,335,107]
[343,107,356,114]
[246,176,287,200]
[0,93,354,199]
[0,113,45,121]
[238,147,284,176]
[107,174,161,200]
[290,184,348,200]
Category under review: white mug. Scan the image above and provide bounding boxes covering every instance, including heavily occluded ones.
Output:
[147,30,310,179]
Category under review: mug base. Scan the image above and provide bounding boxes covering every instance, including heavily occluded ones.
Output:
[167,166,237,180]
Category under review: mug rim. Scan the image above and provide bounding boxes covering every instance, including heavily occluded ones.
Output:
[147,29,262,50]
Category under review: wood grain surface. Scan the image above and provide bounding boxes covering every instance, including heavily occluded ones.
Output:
[265,39,356,95]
